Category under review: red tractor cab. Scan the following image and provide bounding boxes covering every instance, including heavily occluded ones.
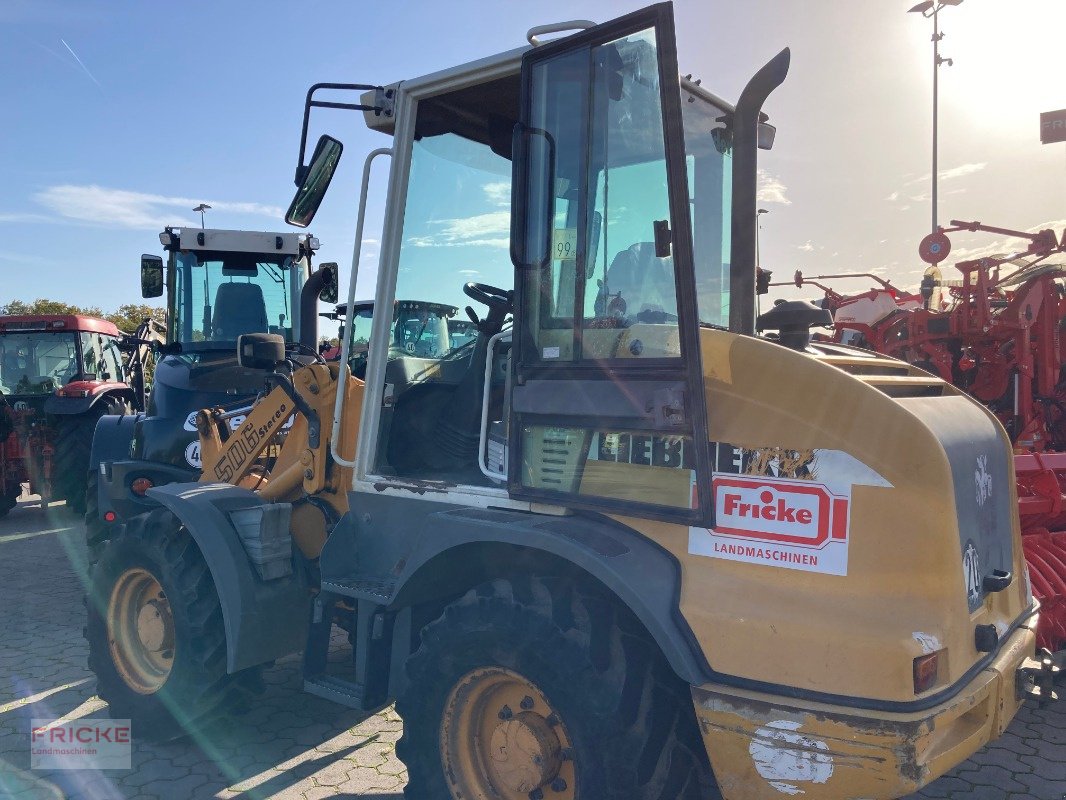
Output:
[0,314,152,515]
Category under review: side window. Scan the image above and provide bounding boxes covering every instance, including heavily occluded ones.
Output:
[101,336,125,381]
[79,333,100,377]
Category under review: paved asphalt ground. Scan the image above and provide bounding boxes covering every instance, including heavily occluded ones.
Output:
[0,496,1062,800]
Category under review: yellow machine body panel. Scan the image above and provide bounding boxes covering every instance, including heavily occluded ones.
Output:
[604,328,1036,798]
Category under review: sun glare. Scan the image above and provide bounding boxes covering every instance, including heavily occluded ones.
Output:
[936,1,1066,135]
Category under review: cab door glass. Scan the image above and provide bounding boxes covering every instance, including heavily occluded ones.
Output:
[524,29,683,363]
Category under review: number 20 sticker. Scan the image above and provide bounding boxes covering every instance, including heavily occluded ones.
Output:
[552,228,577,261]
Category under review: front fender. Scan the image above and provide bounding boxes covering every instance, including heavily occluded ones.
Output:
[145,482,310,673]
[89,413,142,471]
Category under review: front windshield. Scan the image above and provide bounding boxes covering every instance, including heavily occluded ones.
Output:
[169,252,305,349]
[0,332,79,395]
[390,303,453,359]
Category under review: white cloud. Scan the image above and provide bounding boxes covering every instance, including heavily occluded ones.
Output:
[0,212,52,224]
[901,162,986,188]
[756,169,790,205]
[407,210,510,249]
[33,185,284,230]
[797,240,814,252]
[886,191,900,202]
[482,182,510,208]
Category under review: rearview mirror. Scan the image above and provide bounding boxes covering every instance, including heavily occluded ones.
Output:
[286,135,343,228]
[237,332,286,371]
[317,262,339,304]
[141,255,164,298]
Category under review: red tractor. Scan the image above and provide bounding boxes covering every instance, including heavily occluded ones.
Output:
[0,314,159,515]
[778,220,1066,652]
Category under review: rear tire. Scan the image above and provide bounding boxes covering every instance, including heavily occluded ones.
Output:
[395,576,717,800]
[85,508,261,740]
[0,483,20,518]
[54,395,128,514]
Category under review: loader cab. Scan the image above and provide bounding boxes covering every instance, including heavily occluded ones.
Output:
[152,228,314,354]
[323,4,734,520]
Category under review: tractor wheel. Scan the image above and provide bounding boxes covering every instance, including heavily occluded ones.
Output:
[54,395,128,515]
[85,508,262,740]
[84,469,108,562]
[395,577,717,800]
[0,483,20,518]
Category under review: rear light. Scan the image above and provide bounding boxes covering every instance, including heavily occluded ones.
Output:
[103,511,117,523]
[913,652,941,694]
[131,477,154,496]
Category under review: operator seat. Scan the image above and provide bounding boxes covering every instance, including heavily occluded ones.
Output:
[213,283,269,341]
[597,242,677,321]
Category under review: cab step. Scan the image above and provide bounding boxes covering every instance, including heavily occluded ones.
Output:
[303,674,367,709]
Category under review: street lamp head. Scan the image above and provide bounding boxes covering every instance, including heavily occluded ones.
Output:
[907,1,934,13]
[939,0,964,6]
[757,208,769,215]
[193,203,211,213]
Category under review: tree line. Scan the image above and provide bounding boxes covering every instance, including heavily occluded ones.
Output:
[0,299,166,334]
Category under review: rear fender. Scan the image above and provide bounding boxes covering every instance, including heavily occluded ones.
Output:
[145,482,310,672]
[45,387,133,416]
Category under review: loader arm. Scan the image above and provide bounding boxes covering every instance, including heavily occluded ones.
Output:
[195,361,363,557]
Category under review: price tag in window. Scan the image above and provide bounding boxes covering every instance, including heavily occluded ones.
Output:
[552,228,577,261]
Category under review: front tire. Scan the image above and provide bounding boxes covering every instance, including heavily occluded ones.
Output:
[395,577,717,800]
[85,508,261,740]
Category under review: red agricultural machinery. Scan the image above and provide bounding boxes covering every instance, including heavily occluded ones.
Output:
[778,219,1066,652]
[0,314,162,516]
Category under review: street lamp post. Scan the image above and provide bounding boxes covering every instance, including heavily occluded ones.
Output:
[193,203,211,229]
[908,0,962,235]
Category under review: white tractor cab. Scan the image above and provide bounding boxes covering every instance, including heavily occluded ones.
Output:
[87,228,337,537]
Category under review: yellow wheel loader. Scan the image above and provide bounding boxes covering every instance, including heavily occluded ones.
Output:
[85,3,1056,797]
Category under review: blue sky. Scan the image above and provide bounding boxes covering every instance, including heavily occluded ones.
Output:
[2,0,1064,312]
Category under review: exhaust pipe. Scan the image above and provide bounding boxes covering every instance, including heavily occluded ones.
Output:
[299,263,336,351]
[729,48,790,336]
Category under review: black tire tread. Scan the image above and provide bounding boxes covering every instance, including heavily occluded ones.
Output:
[84,507,261,740]
[54,394,127,513]
[395,576,717,800]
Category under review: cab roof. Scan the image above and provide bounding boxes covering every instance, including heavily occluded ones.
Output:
[0,315,121,336]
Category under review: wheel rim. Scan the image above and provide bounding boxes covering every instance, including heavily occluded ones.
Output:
[107,567,175,694]
[441,667,576,800]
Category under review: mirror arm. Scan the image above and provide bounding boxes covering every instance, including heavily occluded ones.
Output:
[295,83,390,185]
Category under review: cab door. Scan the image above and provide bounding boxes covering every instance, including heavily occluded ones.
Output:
[509,3,712,525]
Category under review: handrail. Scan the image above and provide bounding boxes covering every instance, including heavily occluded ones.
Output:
[330,147,392,469]
[526,20,595,46]
[478,328,511,482]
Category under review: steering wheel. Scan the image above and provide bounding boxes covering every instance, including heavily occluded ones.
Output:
[463,282,512,313]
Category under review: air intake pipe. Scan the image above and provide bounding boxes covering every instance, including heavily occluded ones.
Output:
[299,263,337,351]
[729,48,790,336]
